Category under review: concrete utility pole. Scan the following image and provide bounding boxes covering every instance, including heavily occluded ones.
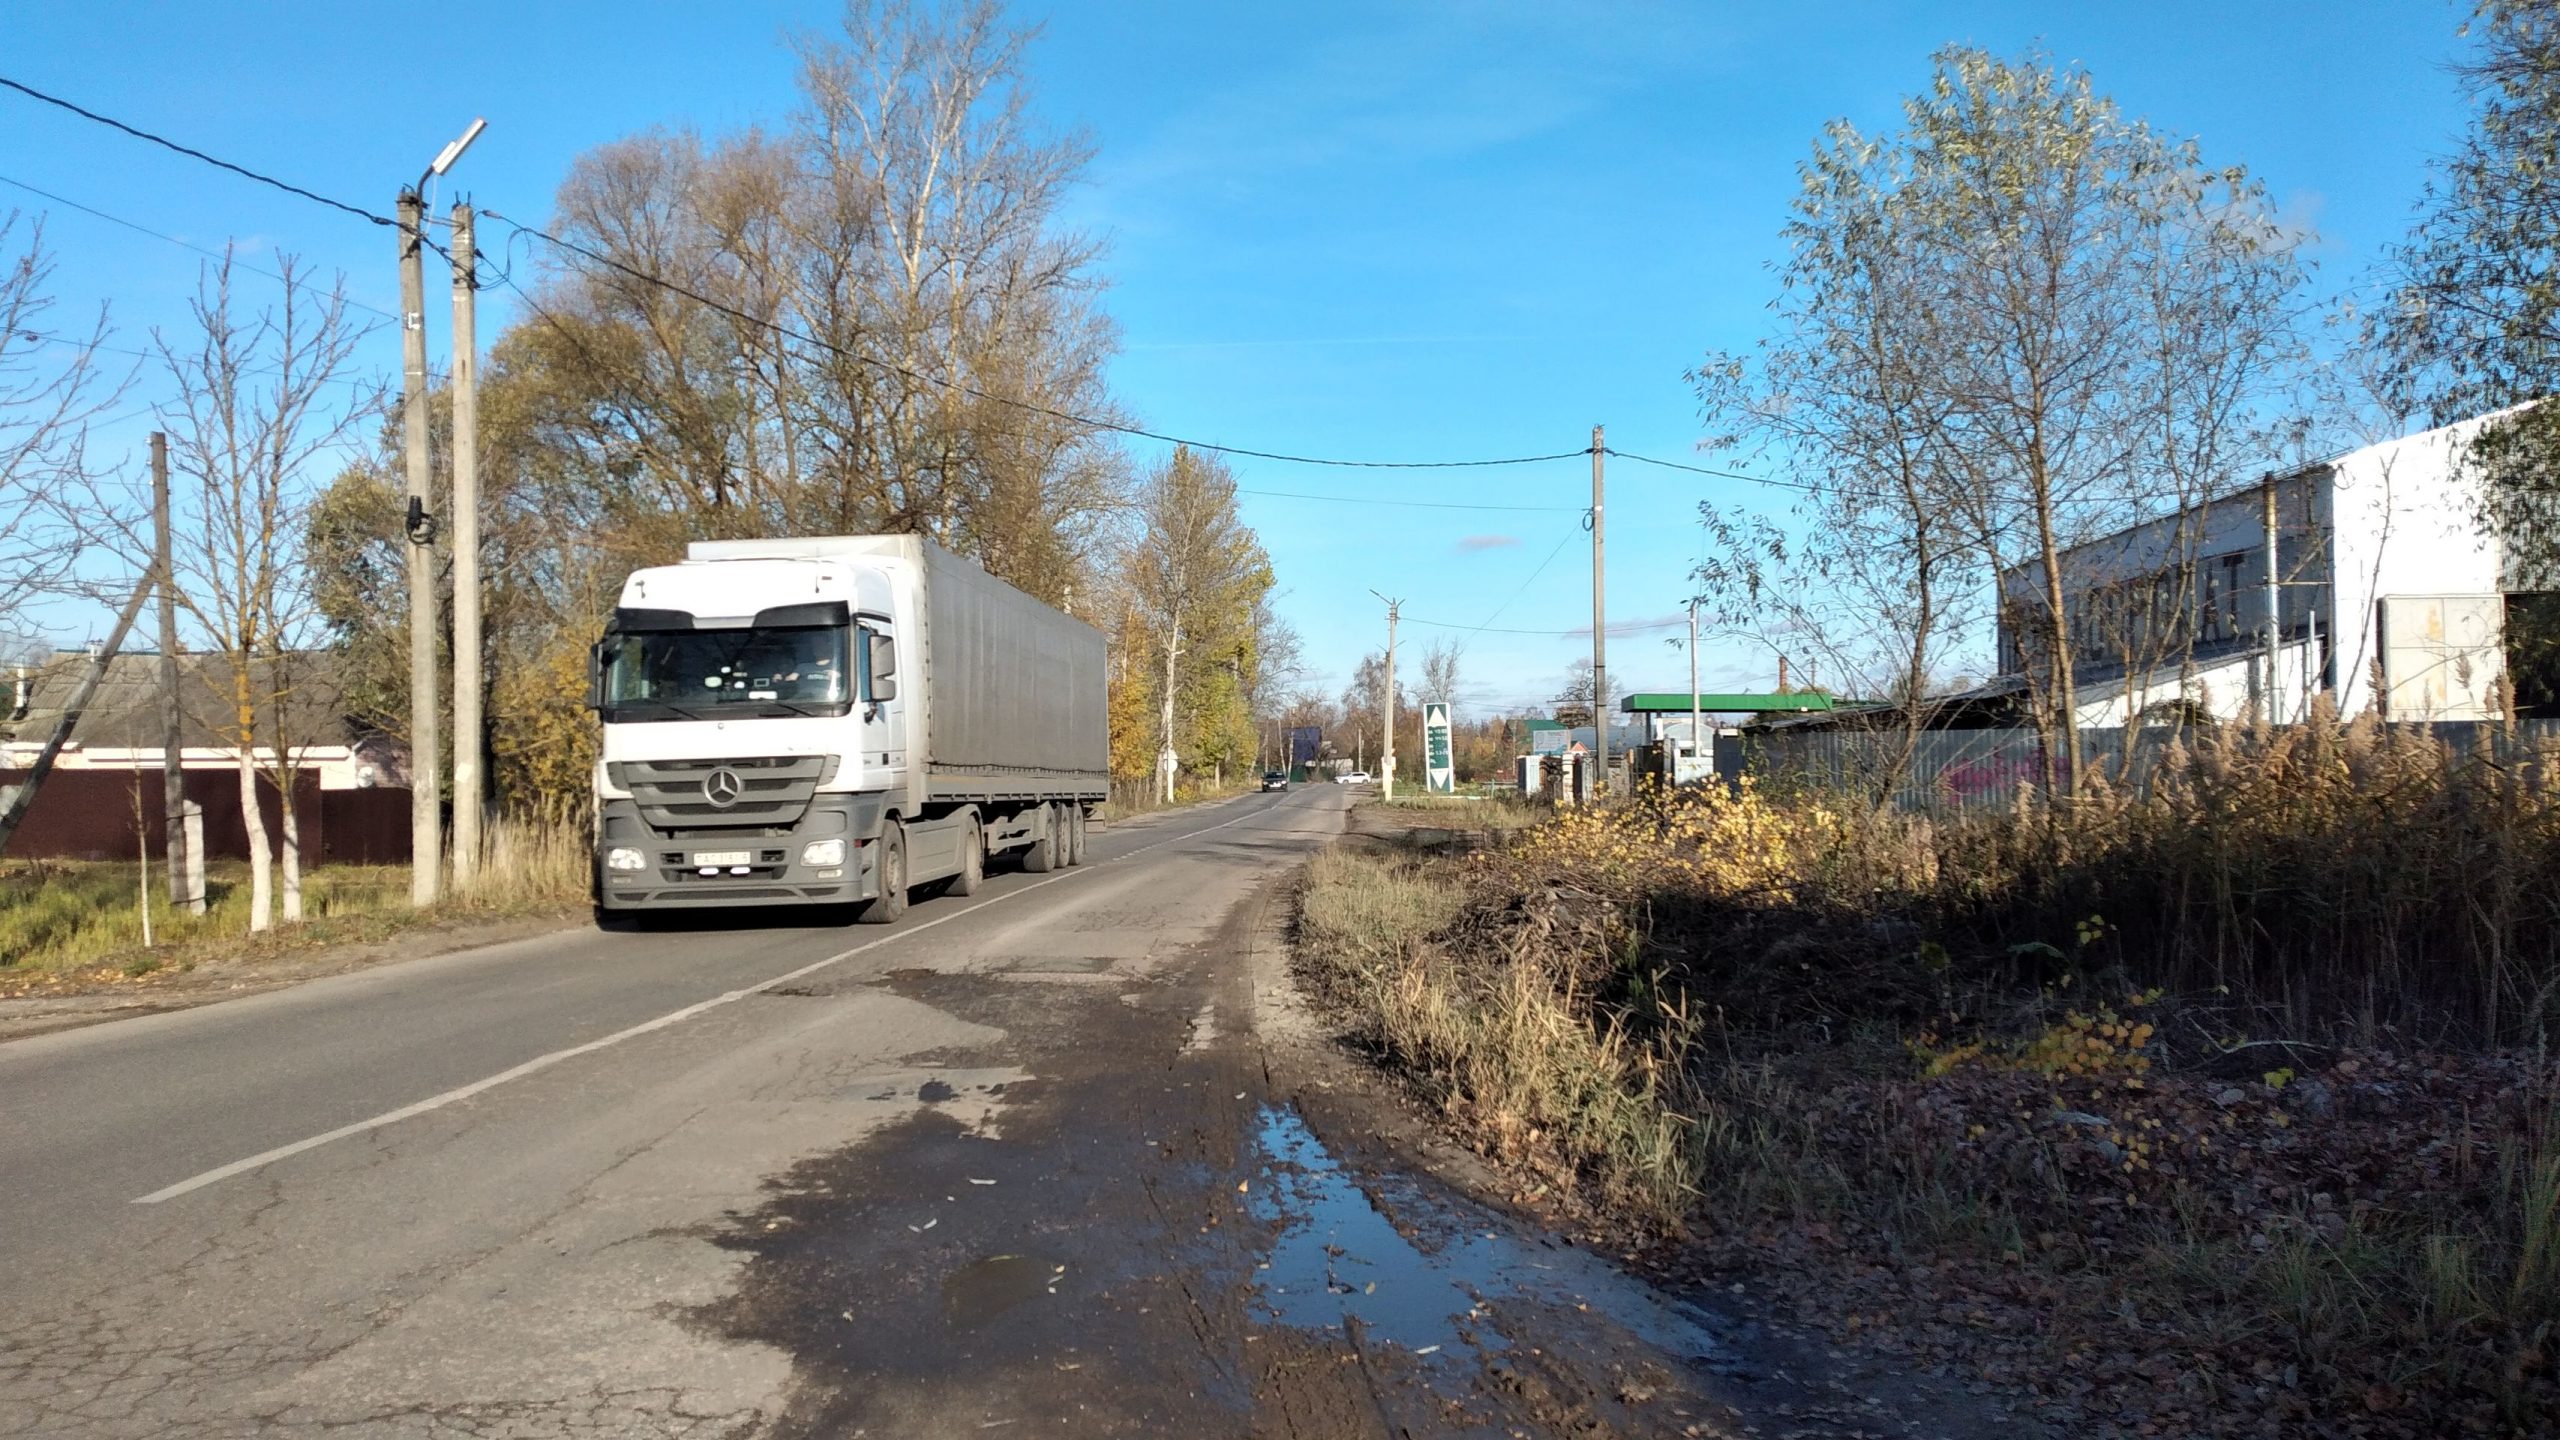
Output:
[1371,591,1402,801]
[2260,475,2281,725]
[1590,425,1607,794]
[152,432,198,913]
[450,200,483,887]
[398,188,441,906]
[398,120,484,907]
[1688,596,1702,785]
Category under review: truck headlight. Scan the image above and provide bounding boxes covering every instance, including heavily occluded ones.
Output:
[605,847,646,872]
[800,838,846,868]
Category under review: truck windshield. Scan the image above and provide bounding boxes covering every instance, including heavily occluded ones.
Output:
[600,624,852,720]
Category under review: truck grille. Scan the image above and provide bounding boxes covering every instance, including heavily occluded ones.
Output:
[615,756,828,829]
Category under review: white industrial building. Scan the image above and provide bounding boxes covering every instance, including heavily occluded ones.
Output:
[1997,410,2537,728]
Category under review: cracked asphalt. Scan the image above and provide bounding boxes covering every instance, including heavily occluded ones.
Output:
[3,785,1930,1439]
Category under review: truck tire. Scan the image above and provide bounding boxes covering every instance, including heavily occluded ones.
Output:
[1066,805,1088,866]
[860,822,910,924]
[1021,804,1058,873]
[948,816,986,896]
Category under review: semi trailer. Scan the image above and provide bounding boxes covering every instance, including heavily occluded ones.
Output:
[590,534,1108,923]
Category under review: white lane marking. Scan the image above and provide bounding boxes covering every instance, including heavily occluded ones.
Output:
[132,796,1299,1204]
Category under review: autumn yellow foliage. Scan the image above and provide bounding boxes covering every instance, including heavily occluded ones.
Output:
[1504,780,1841,902]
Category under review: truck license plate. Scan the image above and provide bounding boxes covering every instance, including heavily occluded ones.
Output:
[691,850,752,868]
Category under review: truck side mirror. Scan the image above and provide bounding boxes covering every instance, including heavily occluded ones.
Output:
[586,640,610,711]
[868,631,898,701]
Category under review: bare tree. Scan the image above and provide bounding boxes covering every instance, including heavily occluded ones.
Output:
[150,253,375,930]
[1419,637,1461,710]
[2,211,127,626]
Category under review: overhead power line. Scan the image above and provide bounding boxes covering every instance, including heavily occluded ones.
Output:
[0,171,400,321]
[1402,612,1688,638]
[0,77,393,229]
[1603,446,1826,495]
[17,329,417,396]
[1453,535,1573,650]
[481,207,1588,472]
[0,64,1596,476]
[1605,444,2280,513]
[1238,486,1582,513]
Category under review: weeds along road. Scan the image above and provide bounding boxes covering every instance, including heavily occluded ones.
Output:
[0,788,1376,1438]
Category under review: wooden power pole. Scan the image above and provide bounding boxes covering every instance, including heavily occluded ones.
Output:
[152,431,198,913]
[399,188,441,906]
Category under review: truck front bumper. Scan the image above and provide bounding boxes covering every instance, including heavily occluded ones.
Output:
[594,794,883,912]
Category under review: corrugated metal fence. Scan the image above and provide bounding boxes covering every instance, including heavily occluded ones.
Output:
[1725,720,2560,814]
[0,769,412,864]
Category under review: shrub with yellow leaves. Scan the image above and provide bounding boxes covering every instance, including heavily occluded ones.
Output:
[1499,780,1841,904]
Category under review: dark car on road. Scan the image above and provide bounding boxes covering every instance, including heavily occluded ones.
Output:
[1260,770,1290,792]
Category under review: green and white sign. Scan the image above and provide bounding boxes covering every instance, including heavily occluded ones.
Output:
[1423,701,1454,793]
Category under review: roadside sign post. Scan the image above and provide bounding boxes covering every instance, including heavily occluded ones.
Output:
[1424,701,1454,794]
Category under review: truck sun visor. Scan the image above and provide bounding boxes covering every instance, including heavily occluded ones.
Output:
[608,606,697,633]
[750,600,852,629]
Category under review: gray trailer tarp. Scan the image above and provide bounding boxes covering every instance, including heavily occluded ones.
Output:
[916,540,1109,787]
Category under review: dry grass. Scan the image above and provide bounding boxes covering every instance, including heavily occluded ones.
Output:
[1375,790,1543,831]
[0,816,589,984]
[1297,843,1705,1221]
[1293,721,2560,1434]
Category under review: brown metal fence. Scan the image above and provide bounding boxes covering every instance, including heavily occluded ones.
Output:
[0,769,412,864]
[1726,718,2560,815]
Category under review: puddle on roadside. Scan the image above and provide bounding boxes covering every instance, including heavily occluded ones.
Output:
[1248,1105,1727,1363]
[943,1253,1064,1328]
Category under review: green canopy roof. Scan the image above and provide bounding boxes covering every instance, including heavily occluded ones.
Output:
[1618,691,1834,714]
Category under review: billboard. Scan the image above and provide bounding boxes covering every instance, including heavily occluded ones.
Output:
[1286,725,1322,770]
[1423,701,1454,792]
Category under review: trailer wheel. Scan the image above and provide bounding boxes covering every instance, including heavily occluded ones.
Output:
[1021,804,1058,873]
[948,815,986,896]
[859,822,909,923]
[1065,806,1088,866]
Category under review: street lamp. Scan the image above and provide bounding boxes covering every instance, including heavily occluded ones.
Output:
[426,117,487,188]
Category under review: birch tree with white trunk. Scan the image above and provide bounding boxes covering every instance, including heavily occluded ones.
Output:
[151,252,375,930]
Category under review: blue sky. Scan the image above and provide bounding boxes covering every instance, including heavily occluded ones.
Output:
[2,1,2477,715]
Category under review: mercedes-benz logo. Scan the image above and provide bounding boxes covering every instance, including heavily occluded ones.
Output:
[701,768,744,808]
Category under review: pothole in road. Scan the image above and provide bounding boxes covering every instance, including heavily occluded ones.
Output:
[943,1252,1067,1328]
[1248,1104,1729,1366]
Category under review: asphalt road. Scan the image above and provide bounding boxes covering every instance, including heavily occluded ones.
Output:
[0,786,1360,1435]
[0,783,1847,1440]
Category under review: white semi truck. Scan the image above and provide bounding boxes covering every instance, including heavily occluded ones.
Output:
[590,535,1108,924]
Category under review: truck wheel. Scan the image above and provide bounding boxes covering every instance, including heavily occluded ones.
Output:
[1066,806,1088,866]
[1021,804,1058,873]
[949,816,986,896]
[860,823,910,924]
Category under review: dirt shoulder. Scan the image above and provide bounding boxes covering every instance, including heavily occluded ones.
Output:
[1255,808,2050,1439]
[0,908,583,1042]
